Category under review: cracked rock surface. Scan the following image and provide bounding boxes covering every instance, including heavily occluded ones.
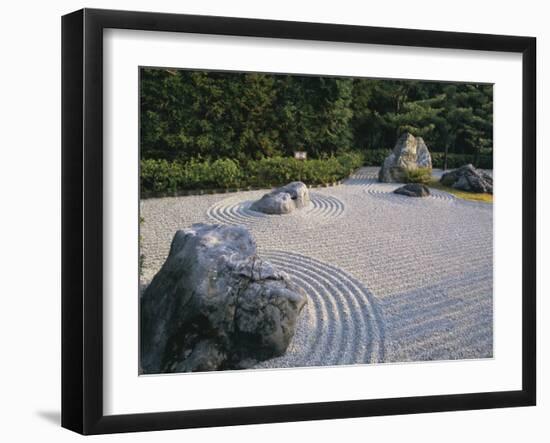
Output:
[140,223,307,373]
[379,133,432,183]
[440,164,493,194]
[250,181,310,214]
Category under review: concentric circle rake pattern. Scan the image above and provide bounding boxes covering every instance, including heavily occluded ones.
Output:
[363,182,456,204]
[206,192,345,226]
[254,250,385,369]
[345,167,456,204]
[350,169,379,181]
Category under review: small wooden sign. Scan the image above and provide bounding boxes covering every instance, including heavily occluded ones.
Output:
[294,151,307,160]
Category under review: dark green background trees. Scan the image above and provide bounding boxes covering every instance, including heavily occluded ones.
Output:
[140,68,492,194]
[141,68,493,165]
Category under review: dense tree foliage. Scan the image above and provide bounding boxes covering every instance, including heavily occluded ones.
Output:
[140,68,493,166]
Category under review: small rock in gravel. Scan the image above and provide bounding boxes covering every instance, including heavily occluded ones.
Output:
[393,183,431,197]
[440,164,493,194]
[250,182,310,214]
[140,223,307,373]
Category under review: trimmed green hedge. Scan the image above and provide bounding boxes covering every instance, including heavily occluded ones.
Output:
[141,152,364,195]
[141,149,492,195]
[364,149,493,169]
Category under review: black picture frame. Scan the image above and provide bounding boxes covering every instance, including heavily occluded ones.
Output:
[61,8,536,435]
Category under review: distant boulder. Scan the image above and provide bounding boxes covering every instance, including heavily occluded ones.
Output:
[393,183,431,197]
[140,224,307,373]
[379,133,432,183]
[440,164,493,194]
[250,181,310,214]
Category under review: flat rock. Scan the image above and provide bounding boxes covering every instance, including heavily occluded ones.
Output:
[250,181,310,214]
[140,223,307,373]
[393,183,431,197]
[440,164,493,194]
[379,133,432,183]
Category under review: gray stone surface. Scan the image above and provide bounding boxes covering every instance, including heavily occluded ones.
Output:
[379,133,433,183]
[440,164,493,194]
[251,191,294,214]
[140,167,493,368]
[393,183,431,197]
[140,223,307,373]
[250,181,310,214]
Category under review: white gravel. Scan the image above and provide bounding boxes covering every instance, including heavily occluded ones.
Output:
[140,167,493,367]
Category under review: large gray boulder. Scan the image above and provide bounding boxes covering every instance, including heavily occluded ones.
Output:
[140,224,307,373]
[250,181,310,214]
[393,183,431,197]
[440,164,493,194]
[379,133,432,183]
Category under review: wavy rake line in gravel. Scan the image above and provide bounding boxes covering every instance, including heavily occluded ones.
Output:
[343,169,380,184]
[345,168,457,204]
[206,192,345,226]
[362,181,493,209]
[253,250,385,369]
[342,170,454,204]
[346,169,491,208]
[362,181,457,205]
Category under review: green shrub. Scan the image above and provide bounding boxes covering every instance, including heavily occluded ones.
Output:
[208,158,242,188]
[140,152,364,195]
[335,151,365,175]
[183,159,209,188]
[246,157,302,187]
[402,167,433,184]
[140,159,181,193]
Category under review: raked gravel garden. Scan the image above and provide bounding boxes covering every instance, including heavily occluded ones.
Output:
[140,166,493,368]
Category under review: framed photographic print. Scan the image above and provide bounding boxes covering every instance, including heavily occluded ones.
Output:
[61,8,536,435]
